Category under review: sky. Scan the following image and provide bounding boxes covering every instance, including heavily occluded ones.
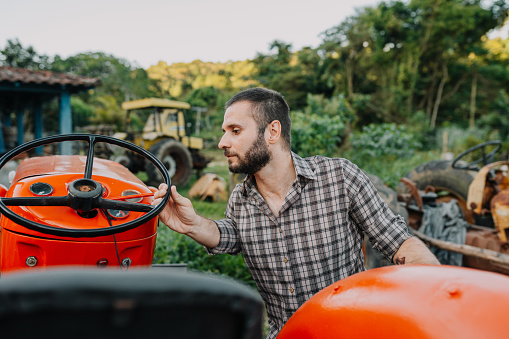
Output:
[1,0,383,69]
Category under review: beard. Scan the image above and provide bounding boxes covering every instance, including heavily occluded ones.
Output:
[225,132,271,175]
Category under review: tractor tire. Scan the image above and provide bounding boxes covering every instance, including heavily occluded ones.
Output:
[146,139,193,188]
[396,160,478,224]
[396,160,476,201]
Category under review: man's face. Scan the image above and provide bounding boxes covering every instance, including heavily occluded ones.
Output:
[218,101,271,175]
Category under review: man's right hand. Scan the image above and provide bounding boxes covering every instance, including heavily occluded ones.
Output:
[152,184,220,248]
[152,184,198,234]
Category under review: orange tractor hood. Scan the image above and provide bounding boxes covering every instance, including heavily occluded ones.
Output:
[2,155,157,243]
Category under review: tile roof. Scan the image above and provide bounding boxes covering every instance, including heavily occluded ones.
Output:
[0,66,101,88]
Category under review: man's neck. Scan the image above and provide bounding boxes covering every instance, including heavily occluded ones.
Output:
[253,151,296,216]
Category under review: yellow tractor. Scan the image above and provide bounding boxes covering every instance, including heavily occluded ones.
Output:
[112,98,208,187]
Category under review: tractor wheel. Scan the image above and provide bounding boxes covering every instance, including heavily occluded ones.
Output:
[396,160,477,223]
[146,139,193,188]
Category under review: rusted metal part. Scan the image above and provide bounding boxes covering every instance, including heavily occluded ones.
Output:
[464,225,509,275]
[467,161,509,215]
[399,177,423,212]
[491,190,509,242]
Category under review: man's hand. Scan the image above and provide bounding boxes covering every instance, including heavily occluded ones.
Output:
[152,183,221,248]
[393,237,441,265]
[152,184,199,235]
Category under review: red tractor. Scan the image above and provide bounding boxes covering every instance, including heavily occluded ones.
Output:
[0,134,262,338]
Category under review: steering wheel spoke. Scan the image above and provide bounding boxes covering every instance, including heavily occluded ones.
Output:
[1,196,69,207]
[98,199,154,213]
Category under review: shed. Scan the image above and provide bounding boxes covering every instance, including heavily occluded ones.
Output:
[0,66,101,154]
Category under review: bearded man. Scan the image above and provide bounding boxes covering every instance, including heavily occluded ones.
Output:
[153,87,439,339]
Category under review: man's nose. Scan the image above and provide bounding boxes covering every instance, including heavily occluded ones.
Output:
[218,134,229,149]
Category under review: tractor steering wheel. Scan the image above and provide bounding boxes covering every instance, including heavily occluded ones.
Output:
[0,134,171,238]
[451,140,502,171]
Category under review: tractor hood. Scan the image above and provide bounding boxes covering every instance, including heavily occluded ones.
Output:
[12,155,145,185]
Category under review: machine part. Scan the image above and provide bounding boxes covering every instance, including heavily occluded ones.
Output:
[25,256,37,267]
[121,258,132,268]
[107,209,130,219]
[146,139,193,187]
[491,190,509,242]
[121,189,142,203]
[29,182,53,196]
[452,140,502,171]
[97,258,108,268]
[396,160,477,224]
[0,134,171,238]
[399,177,424,211]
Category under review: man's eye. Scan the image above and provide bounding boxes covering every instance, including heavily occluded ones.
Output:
[233,129,240,134]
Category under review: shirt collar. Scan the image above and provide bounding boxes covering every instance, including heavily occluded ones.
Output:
[240,152,316,196]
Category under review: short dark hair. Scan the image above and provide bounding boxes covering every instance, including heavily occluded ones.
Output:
[225,87,291,150]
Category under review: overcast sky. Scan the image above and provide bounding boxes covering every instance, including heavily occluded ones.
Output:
[1,0,384,68]
[2,0,507,69]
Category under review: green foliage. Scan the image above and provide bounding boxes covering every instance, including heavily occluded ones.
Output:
[347,122,439,189]
[52,52,158,105]
[349,149,440,190]
[71,97,95,129]
[153,226,255,288]
[0,38,50,70]
[291,94,355,157]
[185,86,220,108]
[350,123,421,160]
[89,95,125,130]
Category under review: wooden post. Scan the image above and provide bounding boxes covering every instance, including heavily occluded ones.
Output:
[411,228,509,266]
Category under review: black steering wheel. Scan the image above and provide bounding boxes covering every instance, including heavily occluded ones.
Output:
[0,134,171,238]
[451,140,502,171]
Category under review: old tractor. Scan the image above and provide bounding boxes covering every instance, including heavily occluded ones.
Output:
[0,134,171,273]
[112,98,209,187]
[394,140,509,274]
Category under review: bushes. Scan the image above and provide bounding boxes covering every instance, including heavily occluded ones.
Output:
[350,123,421,159]
[291,94,354,157]
[346,123,431,189]
[153,225,256,288]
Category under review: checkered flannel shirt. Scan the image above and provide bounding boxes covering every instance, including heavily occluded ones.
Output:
[207,152,410,339]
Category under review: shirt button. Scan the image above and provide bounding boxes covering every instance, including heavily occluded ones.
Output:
[283,257,288,263]
[278,228,282,233]
[289,287,294,293]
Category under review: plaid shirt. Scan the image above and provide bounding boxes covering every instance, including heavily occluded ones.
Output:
[208,153,410,338]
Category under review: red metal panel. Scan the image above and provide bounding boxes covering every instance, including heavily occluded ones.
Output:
[0,229,156,274]
[278,265,509,339]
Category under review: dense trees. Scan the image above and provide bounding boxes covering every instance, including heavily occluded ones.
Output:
[1,0,508,147]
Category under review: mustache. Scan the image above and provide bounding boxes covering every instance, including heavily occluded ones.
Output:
[223,150,237,157]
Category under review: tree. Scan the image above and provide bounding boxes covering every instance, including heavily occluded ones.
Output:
[254,41,325,109]
[318,0,509,129]
[0,38,50,70]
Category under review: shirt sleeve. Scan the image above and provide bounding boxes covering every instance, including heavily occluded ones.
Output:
[343,160,411,261]
[205,188,242,255]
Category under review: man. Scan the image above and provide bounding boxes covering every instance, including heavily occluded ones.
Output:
[153,87,439,339]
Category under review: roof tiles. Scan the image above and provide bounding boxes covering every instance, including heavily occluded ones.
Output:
[0,66,101,88]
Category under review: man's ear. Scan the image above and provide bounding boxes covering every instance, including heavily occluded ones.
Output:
[267,120,281,144]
